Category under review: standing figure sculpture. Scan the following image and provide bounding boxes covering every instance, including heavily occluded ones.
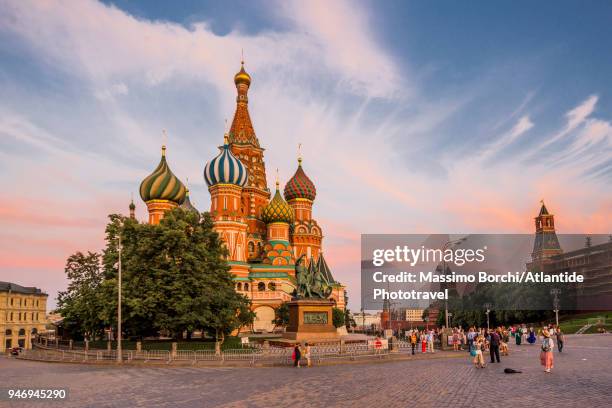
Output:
[294,255,333,299]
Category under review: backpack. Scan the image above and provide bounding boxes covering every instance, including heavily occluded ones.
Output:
[470,346,477,357]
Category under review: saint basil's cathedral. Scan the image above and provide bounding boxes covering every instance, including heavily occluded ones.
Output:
[137,62,346,332]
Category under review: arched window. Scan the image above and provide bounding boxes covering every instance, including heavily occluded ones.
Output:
[5,329,11,336]
[244,283,249,291]
[257,242,262,253]
[237,282,242,291]
[18,329,25,336]
[268,282,276,291]
[31,328,38,334]
[258,282,266,291]
[248,241,255,253]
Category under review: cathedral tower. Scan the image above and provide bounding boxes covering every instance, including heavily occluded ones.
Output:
[228,61,270,260]
[204,134,249,266]
[284,155,322,263]
[139,145,186,225]
[261,179,295,266]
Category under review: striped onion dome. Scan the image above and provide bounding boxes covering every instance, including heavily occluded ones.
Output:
[261,182,295,224]
[139,146,186,204]
[284,158,316,201]
[204,135,248,187]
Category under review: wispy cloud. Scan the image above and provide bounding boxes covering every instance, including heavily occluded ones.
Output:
[0,0,610,311]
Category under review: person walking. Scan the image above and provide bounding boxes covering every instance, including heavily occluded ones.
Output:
[489,329,501,363]
[540,329,555,373]
[292,344,302,368]
[556,328,564,353]
[304,343,312,367]
[427,330,435,353]
[410,330,418,355]
[473,335,485,368]
[452,329,459,351]
[467,327,476,353]
[421,330,427,353]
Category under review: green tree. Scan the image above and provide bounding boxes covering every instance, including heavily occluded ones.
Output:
[344,308,356,329]
[332,307,345,328]
[60,208,254,342]
[273,302,290,328]
[56,252,105,340]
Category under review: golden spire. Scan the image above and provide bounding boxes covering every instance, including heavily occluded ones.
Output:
[275,168,279,190]
[161,129,167,157]
[298,143,302,166]
[223,119,229,145]
[234,52,251,86]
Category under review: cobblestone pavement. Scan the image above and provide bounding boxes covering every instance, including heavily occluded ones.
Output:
[1,334,611,408]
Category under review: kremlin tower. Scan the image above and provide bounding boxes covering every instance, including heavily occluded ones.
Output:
[529,200,563,271]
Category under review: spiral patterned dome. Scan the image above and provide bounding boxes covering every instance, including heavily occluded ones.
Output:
[284,158,316,201]
[204,136,248,187]
[139,146,186,204]
[261,183,294,224]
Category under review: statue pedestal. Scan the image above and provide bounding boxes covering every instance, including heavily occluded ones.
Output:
[282,299,339,342]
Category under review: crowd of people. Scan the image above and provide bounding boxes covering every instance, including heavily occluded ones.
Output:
[399,323,565,373]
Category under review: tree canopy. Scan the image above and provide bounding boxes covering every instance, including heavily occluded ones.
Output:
[57,208,253,342]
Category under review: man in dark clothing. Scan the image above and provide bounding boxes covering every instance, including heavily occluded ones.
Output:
[489,330,501,363]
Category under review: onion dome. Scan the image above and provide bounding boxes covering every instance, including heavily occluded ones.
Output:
[139,145,186,204]
[284,157,316,201]
[261,182,294,224]
[234,61,251,87]
[204,135,248,187]
[180,188,199,215]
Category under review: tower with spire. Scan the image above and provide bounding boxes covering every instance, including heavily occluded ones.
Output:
[227,60,270,262]
[530,200,563,269]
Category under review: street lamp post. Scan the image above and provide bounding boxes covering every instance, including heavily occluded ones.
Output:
[117,233,122,363]
[443,238,467,328]
[550,288,561,327]
[484,303,492,330]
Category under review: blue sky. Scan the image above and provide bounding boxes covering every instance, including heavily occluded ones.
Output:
[0,0,611,310]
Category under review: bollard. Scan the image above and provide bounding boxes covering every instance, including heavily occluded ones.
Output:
[69,340,73,350]
[340,339,345,354]
[85,340,89,351]
[107,341,111,352]
[215,341,221,356]
[136,341,142,352]
[171,342,178,359]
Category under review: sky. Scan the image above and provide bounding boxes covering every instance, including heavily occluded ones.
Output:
[0,0,611,311]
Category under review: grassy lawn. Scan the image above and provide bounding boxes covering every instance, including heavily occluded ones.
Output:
[558,311,611,334]
[73,336,250,351]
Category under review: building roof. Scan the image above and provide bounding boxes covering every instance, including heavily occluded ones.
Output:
[0,281,46,295]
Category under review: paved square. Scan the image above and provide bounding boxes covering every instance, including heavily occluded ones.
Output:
[1,334,611,408]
